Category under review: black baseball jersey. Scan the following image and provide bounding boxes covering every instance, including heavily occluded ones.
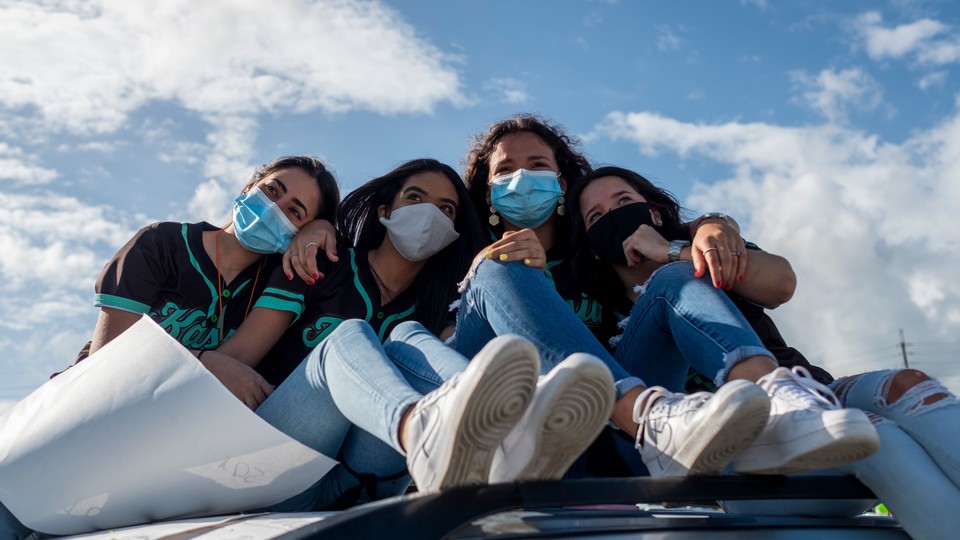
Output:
[81,221,276,359]
[253,247,418,386]
[544,254,621,350]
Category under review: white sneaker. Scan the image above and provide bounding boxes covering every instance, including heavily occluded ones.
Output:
[636,379,771,476]
[488,353,615,483]
[404,335,539,493]
[731,367,880,475]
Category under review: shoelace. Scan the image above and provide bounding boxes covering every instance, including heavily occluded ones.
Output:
[759,366,841,409]
[632,387,711,448]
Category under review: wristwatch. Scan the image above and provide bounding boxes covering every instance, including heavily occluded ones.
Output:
[696,212,730,226]
[668,240,690,262]
[693,212,731,230]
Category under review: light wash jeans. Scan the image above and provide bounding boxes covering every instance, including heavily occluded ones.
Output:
[832,370,960,540]
[455,259,644,398]
[721,370,960,540]
[614,262,775,390]
[255,319,471,510]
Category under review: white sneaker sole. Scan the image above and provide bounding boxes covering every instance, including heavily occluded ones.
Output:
[497,354,615,482]
[431,336,539,490]
[670,380,771,476]
[733,409,880,475]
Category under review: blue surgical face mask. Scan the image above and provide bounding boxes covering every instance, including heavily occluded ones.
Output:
[232,187,298,254]
[489,169,562,229]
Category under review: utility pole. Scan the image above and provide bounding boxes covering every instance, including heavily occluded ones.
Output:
[899,328,910,369]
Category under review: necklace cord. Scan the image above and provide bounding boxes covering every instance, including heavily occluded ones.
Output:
[215,227,263,344]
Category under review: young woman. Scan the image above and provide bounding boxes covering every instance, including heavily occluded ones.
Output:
[213,159,617,510]
[80,155,339,405]
[450,114,791,479]
[0,156,341,540]
[569,165,960,539]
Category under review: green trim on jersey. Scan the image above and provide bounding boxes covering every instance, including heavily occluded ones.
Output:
[255,291,305,318]
[348,248,374,319]
[378,305,417,341]
[182,223,218,318]
[94,293,151,314]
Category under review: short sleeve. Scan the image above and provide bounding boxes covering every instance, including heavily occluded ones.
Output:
[254,265,309,319]
[94,224,171,314]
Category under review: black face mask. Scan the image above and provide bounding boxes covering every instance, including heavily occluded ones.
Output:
[586,202,660,265]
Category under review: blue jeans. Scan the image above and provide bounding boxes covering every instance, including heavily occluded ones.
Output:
[723,370,960,539]
[255,319,471,510]
[615,262,774,390]
[833,370,960,539]
[455,259,644,398]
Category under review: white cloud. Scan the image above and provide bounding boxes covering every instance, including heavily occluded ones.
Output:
[0,0,464,135]
[740,0,769,10]
[789,68,886,124]
[853,11,960,65]
[658,26,682,51]
[918,71,948,90]
[0,0,466,219]
[75,141,120,153]
[589,110,960,391]
[584,10,603,28]
[0,143,58,184]
[0,189,142,398]
[0,190,138,292]
[485,77,530,105]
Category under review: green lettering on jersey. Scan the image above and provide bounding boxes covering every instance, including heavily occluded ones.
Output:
[152,302,219,349]
[566,294,603,327]
[303,316,344,348]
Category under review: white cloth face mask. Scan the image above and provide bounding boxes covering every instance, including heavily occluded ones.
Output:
[378,203,460,261]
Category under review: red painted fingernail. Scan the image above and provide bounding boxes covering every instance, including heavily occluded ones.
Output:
[738,275,744,282]
[715,280,722,288]
[312,273,319,279]
[318,274,325,281]
[307,279,315,285]
[286,273,293,280]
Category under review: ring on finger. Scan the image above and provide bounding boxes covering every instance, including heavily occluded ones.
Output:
[730,249,742,256]
[304,242,318,250]
[702,247,719,255]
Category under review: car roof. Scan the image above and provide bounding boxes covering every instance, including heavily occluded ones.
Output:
[65,476,906,540]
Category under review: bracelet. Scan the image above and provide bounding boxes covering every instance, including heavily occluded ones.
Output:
[667,240,690,262]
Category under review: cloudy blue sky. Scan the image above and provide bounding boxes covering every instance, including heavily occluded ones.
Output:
[2,0,959,410]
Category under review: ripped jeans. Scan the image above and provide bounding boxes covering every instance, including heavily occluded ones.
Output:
[612,262,775,389]
[725,369,960,540]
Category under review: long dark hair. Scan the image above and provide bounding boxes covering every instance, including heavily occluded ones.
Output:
[567,166,687,306]
[463,113,592,254]
[338,159,485,335]
[243,155,340,223]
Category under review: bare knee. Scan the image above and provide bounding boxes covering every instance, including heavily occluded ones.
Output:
[887,369,946,405]
[727,355,777,382]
